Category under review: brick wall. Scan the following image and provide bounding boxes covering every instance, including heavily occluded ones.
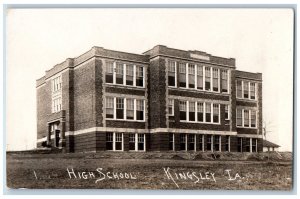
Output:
[148,57,167,129]
[73,58,97,131]
[36,81,51,140]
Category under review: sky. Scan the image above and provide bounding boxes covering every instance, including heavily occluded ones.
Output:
[6,8,294,151]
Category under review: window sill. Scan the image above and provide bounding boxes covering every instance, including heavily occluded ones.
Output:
[236,97,257,102]
[180,120,221,125]
[168,87,230,95]
[106,118,145,122]
[236,126,257,129]
[105,83,145,89]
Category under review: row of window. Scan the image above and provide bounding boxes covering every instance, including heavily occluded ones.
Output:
[168,61,229,93]
[106,132,145,151]
[237,80,256,100]
[106,97,145,121]
[105,62,145,87]
[178,101,223,124]
[169,133,258,152]
[236,108,257,128]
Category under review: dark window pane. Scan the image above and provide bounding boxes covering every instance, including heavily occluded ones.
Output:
[116,142,122,150]
[106,75,113,83]
[213,115,219,123]
[106,142,113,150]
[116,109,124,119]
[189,112,195,121]
[106,113,113,119]
[129,142,135,150]
[205,82,210,91]
[206,113,211,122]
[179,82,186,88]
[138,143,144,150]
[136,111,144,120]
[136,78,143,87]
[180,111,186,120]
[126,80,133,86]
[168,76,175,86]
[198,113,203,122]
[116,76,123,84]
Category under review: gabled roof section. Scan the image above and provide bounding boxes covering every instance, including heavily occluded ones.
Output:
[263,140,280,148]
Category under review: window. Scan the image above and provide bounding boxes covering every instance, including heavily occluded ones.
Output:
[189,102,196,121]
[52,75,62,92]
[251,110,256,128]
[244,110,250,127]
[52,97,62,113]
[116,63,124,85]
[105,62,114,83]
[188,64,195,88]
[105,97,145,121]
[199,135,204,151]
[237,80,257,100]
[252,138,257,152]
[245,138,251,152]
[212,68,219,92]
[213,104,220,123]
[115,133,123,151]
[138,134,145,151]
[188,134,195,151]
[236,108,242,127]
[221,69,228,93]
[126,99,134,120]
[214,135,220,152]
[169,133,174,151]
[237,137,242,152]
[106,97,114,118]
[179,63,186,88]
[168,61,176,87]
[244,81,249,98]
[129,134,135,151]
[168,99,174,116]
[237,108,257,128]
[225,136,230,152]
[207,135,213,151]
[136,100,144,121]
[237,80,242,98]
[197,65,203,90]
[106,132,113,150]
[179,101,187,121]
[126,64,134,86]
[206,103,211,122]
[136,66,144,87]
[180,134,186,151]
[250,83,256,99]
[205,67,211,91]
[197,102,204,122]
[225,105,230,120]
[116,98,124,119]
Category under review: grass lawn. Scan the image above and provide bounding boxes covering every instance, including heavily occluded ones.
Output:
[6,152,292,190]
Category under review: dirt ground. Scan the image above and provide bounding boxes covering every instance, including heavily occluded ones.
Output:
[6,152,293,190]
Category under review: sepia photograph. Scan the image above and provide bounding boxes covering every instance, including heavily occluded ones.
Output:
[5,6,294,191]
